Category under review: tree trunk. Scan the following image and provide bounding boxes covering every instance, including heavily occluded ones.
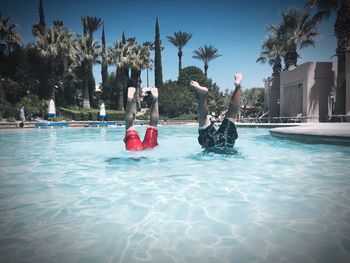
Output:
[88,61,95,108]
[118,87,124,111]
[284,48,298,70]
[178,50,182,77]
[116,68,124,111]
[335,52,346,115]
[204,64,208,77]
[50,85,55,102]
[131,68,141,111]
[273,57,282,76]
[146,68,149,87]
[122,67,129,110]
[346,51,350,115]
[83,79,90,109]
[49,61,56,102]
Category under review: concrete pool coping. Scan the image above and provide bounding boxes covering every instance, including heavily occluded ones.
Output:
[269,123,350,146]
[0,120,305,129]
[1,121,350,146]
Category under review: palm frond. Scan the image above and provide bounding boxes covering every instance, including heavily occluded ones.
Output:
[192,44,221,63]
[167,31,192,50]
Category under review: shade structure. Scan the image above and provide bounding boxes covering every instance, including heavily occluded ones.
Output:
[48,99,56,118]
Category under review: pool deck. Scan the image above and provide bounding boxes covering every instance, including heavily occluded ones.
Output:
[269,123,350,146]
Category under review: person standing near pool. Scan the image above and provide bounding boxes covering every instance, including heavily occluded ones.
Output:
[124,87,159,151]
[190,73,243,151]
[19,106,26,127]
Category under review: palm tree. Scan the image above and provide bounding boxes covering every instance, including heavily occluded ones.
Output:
[0,13,21,57]
[128,43,153,87]
[0,14,21,79]
[279,8,319,69]
[143,41,154,86]
[128,42,153,110]
[81,16,103,107]
[36,24,72,101]
[81,16,102,39]
[167,31,192,76]
[193,45,221,77]
[108,40,129,110]
[73,36,100,109]
[306,0,350,114]
[257,25,285,76]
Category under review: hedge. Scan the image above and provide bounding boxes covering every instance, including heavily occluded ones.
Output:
[57,108,125,121]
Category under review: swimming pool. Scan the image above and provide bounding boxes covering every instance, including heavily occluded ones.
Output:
[1,126,350,262]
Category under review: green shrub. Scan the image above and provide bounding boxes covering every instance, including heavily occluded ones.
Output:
[171,113,197,120]
[0,97,17,120]
[105,110,124,121]
[16,94,46,120]
[80,112,89,121]
[158,66,225,118]
[57,107,124,121]
[179,66,225,114]
[89,112,98,121]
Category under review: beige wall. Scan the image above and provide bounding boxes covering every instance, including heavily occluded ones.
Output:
[280,62,336,122]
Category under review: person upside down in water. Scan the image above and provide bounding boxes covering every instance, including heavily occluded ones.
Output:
[190,73,243,152]
[124,86,159,151]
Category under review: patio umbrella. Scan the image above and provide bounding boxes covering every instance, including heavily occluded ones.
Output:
[99,103,106,121]
[48,99,56,119]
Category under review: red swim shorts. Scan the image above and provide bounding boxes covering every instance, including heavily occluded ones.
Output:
[124,127,158,151]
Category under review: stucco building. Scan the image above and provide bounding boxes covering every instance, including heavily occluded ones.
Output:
[264,61,350,122]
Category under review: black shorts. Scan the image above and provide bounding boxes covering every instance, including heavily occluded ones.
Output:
[198,118,238,150]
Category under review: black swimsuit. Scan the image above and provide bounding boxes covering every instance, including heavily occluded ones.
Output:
[198,118,238,150]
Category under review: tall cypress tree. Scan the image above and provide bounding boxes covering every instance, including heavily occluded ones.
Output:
[32,0,46,36]
[101,25,108,88]
[154,17,163,87]
[39,0,46,31]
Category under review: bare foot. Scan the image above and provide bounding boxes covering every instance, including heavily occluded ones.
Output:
[150,87,158,99]
[190,81,208,95]
[127,87,136,100]
[234,73,243,87]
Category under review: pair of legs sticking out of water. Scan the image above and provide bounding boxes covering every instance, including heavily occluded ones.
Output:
[124,73,243,152]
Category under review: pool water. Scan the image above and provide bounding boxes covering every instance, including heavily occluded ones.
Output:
[1,126,350,263]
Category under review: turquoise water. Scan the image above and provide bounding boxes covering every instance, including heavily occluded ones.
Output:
[1,126,350,263]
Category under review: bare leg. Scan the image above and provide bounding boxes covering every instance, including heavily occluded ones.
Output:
[190,81,211,127]
[225,73,243,120]
[125,87,137,131]
[149,87,159,127]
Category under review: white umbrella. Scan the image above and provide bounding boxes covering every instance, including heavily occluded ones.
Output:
[48,99,56,119]
[99,103,106,120]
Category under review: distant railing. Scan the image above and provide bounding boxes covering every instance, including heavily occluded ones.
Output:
[239,115,318,123]
[328,114,350,122]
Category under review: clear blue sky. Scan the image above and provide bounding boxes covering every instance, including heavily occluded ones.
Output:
[1,0,336,90]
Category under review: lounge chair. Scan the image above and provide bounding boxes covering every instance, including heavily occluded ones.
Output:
[291,113,302,123]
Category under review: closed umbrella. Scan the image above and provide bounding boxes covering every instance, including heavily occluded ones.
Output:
[99,103,106,121]
[48,99,56,120]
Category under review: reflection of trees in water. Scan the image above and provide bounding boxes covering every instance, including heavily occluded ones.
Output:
[99,127,107,141]
[47,129,57,154]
